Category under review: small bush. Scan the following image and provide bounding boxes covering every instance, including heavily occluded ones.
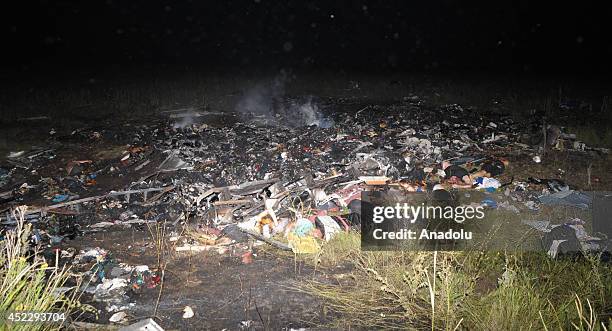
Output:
[0,206,78,331]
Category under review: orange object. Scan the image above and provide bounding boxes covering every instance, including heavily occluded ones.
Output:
[257,214,275,234]
[359,176,390,185]
[241,251,253,264]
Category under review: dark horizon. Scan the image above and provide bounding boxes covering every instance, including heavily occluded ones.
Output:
[2,1,611,75]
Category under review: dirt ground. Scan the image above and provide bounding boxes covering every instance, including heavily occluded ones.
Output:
[66,229,337,330]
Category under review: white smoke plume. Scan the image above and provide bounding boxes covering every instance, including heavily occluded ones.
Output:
[235,72,333,128]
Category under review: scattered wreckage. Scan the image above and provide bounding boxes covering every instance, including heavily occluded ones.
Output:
[0,99,609,328]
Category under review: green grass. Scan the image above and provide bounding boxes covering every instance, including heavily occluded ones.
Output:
[0,206,80,331]
[299,232,612,330]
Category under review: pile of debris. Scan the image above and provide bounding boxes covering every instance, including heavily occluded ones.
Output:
[0,98,609,327]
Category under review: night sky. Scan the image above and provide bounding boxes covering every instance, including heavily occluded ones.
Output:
[2,1,611,74]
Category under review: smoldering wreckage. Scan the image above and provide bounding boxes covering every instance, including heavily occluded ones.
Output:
[1,91,610,329]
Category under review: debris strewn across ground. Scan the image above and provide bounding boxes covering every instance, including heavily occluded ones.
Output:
[1,95,610,329]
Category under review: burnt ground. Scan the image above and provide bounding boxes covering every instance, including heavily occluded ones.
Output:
[67,230,334,330]
[1,74,611,330]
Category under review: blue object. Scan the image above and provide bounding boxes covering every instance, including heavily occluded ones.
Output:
[52,194,70,203]
[294,219,315,237]
[481,198,498,209]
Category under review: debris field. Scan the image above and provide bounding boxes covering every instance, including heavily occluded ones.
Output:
[1,95,610,329]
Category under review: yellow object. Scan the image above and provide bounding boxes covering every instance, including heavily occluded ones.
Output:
[287,232,320,254]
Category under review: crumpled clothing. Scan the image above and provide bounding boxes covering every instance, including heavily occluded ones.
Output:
[538,190,592,209]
